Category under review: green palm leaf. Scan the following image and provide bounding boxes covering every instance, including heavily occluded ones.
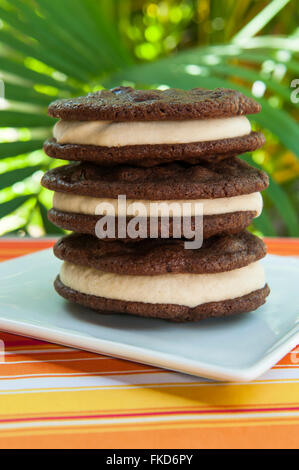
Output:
[0,57,77,93]
[0,165,41,190]
[37,200,64,235]
[0,111,54,127]
[0,195,30,218]
[242,155,299,236]
[233,0,291,42]
[0,0,298,237]
[0,141,45,159]
[4,82,55,106]
[108,64,299,161]
[252,210,276,236]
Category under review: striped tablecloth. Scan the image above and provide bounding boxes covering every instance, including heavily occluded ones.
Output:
[0,238,298,449]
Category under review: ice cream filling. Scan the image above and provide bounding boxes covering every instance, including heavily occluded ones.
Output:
[60,261,265,308]
[53,191,263,217]
[53,116,251,147]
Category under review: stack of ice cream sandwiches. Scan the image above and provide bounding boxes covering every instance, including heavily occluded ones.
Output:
[42,86,270,322]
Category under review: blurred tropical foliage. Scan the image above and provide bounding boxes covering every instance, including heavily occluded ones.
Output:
[0,0,298,237]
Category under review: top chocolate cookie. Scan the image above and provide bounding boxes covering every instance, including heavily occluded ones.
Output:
[48,86,261,121]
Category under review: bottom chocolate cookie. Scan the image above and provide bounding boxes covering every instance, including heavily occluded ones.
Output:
[55,277,270,322]
[53,231,269,322]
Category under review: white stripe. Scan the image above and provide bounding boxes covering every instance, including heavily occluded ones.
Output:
[260,367,299,380]
[1,361,299,382]
[0,378,299,396]
[0,368,298,393]
[0,369,161,382]
[4,348,77,355]
[274,364,299,368]
[3,357,109,365]
[0,410,298,431]
[0,372,208,391]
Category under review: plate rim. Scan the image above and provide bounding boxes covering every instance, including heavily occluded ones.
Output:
[0,249,298,382]
[0,316,298,382]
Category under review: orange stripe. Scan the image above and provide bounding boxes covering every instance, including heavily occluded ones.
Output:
[0,422,298,449]
[275,348,299,367]
[0,239,298,258]
[0,358,157,377]
[0,369,161,381]
[0,239,56,261]
[0,331,43,343]
[0,239,298,260]
[264,237,299,256]
[4,351,103,362]
[3,346,297,366]
[0,239,56,247]
[0,238,298,449]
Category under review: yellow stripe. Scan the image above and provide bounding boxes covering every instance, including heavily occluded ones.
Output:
[0,381,299,417]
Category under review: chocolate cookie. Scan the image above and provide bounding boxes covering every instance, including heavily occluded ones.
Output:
[44,131,265,167]
[45,86,264,166]
[54,231,266,275]
[48,87,261,121]
[41,158,268,200]
[48,209,257,240]
[55,278,270,322]
[53,231,269,322]
[42,158,267,239]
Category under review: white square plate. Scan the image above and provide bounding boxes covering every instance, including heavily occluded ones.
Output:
[0,249,298,382]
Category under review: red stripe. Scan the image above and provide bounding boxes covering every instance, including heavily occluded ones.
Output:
[1,405,299,425]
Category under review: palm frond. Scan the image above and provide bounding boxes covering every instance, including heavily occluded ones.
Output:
[0,141,45,159]
[233,0,292,42]
[0,0,298,237]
